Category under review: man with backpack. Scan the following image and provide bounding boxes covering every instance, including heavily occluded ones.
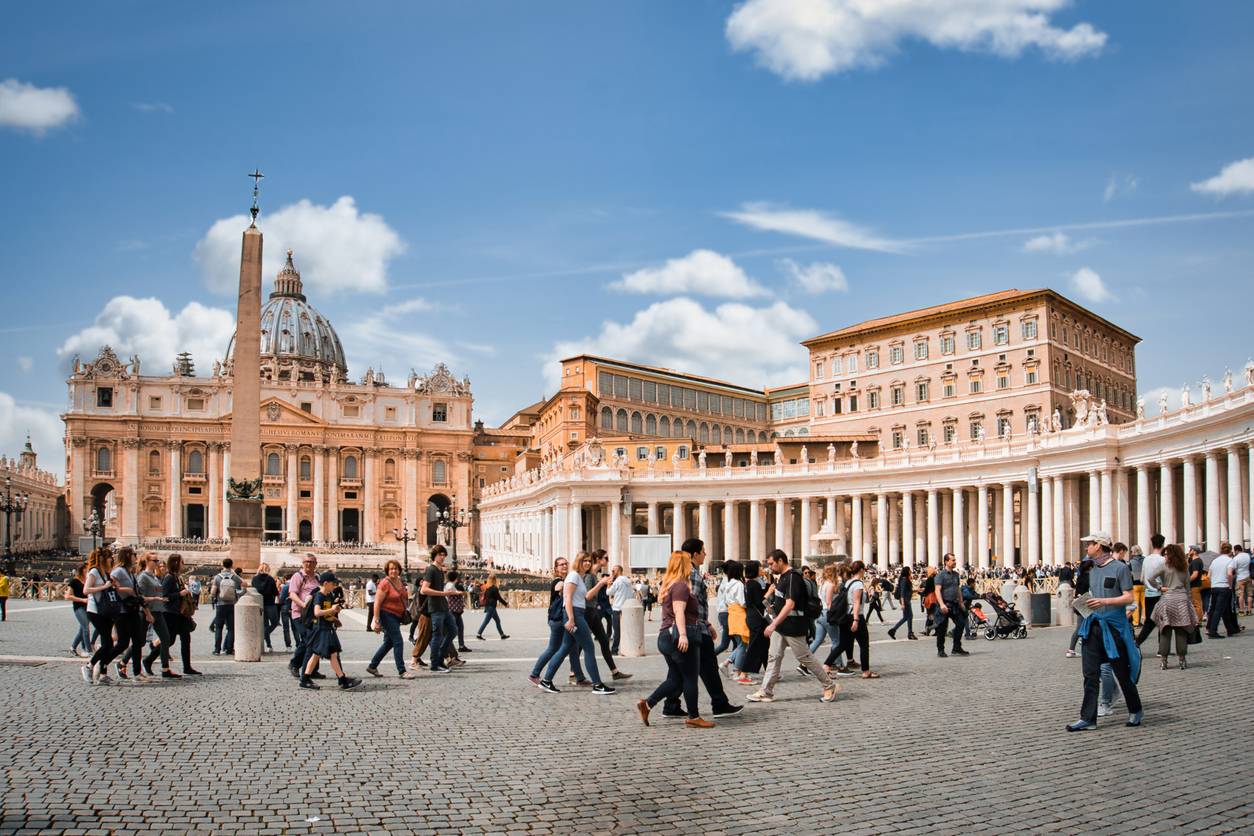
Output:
[211,558,244,655]
[748,549,840,704]
[287,553,323,678]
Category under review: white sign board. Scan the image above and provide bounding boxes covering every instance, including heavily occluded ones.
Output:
[628,535,674,571]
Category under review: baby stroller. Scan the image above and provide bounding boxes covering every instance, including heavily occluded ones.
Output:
[965,603,988,640]
[979,592,1027,640]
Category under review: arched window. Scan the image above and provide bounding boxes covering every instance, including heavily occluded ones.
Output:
[645,414,657,436]
[385,457,397,482]
[724,425,732,442]
[711,425,722,445]
[266,452,281,475]
[659,416,671,437]
[600,407,613,430]
[615,409,628,432]
[686,420,697,438]
[735,428,745,443]
[699,423,709,443]
[432,459,447,485]
[148,450,160,476]
[300,456,311,480]
[343,455,358,478]
[96,447,112,473]
[631,412,643,434]
[758,431,768,443]
[187,449,204,474]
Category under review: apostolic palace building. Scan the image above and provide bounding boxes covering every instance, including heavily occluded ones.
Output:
[57,256,1254,572]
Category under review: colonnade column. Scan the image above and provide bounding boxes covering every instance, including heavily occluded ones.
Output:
[926,489,939,567]
[1087,471,1101,535]
[850,495,863,563]
[1182,457,1199,548]
[1114,467,1131,545]
[748,499,762,559]
[1039,478,1053,566]
[363,451,377,544]
[286,444,299,540]
[1204,451,1221,550]
[887,495,900,566]
[1135,466,1151,551]
[940,490,953,557]
[876,493,889,569]
[313,446,325,542]
[167,442,181,537]
[824,496,836,532]
[609,500,622,569]
[208,442,222,540]
[1001,483,1014,567]
[952,488,966,567]
[1051,475,1065,565]
[723,500,738,561]
[1225,448,1242,549]
[541,507,552,565]
[800,498,813,561]
[571,501,584,553]
[901,491,915,566]
[554,503,569,557]
[1100,468,1114,537]
[976,485,990,569]
[326,451,337,542]
[646,501,659,535]
[1160,462,1176,544]
[833,497,847,555]
[773,498,787,556]
[698,500,712,554]
[1027,478,1040,566]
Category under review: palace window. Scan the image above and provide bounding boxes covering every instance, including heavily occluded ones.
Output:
[343,455,358,478]
[889,346,904,365]
[1022,320,1038,340]
[96,447,112,473]
[997,373,1009,390]
[940,335,955,355]
[636,446,649,461]
[433,403,448,422]
[891,430,904,450]
[847,356,857,373]
[646,414,657,435]
[967,331,982,351]
[916,381,930,402]
[815,400,824,417]
[943,422,957,444]
[997,416,1012,438]
[643,381,656,403]
[815,361,824,379]
[890,385,905,406]
[867,390,880,410]
[629,378,642,401]
[148,450,161,476]
[970,379,982,394]
[96,387,113,408]
[659,416,670,436]
[601,407,613,430]
[631,412,643,434]
[916,426,930,447]
[866,350,879,369]
[993,325,1009,346]
[970,419,983,441]
[300,456,312,480]
[186,449,204,474]
[616,409,628,432]
[847,395,857,413]
[432,459,447,485]
[914,340,928,361]
[1026,368,1038,385]
[148,396,162,411]
[384,458,396,483]
[266,452,281,476]
[656,446,666,460]
[677,445,689,460]
[943,381,956,399]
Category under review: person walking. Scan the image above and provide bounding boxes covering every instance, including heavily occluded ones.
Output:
[660,539,740,717]
[139,555,180,679]
[1205,543,1240,638]
[277,572,293,650]
[808,564,839,655]
[1067,532,1144,731]
[840,561,878,679]
[1234,546,1252,616]
[720,560,750,678]
[251,563,280,652]
[537,553,615,695]
[82,548,122,685]
[421,545,460,673]
[298,571,362,691]
[747,550,840,705]
[474,573,510,640]
[162,553,200,676]
[732,560,769,684]
[636,551,715,728]
[66,562,93,657]
[210,558,243,655]
[933,554,969,658]
[1135,534,1167,647]
[608,565,635,654]
[367,559,413,678]
[1145,544,1199,669]
[528,557,587,688]
[0,571,8,621]
[920,566,938,636]
[887,565,918,640]
[581,551,631,682]
[288,554,323,679]
[110,547,149,682]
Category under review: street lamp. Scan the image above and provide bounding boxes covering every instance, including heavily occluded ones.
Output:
[436,498,469,569]
[1,476,29,573]
[392,518,420,583]
[82,508,104,554]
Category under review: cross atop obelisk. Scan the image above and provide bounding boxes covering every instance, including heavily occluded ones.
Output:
[227,170,266,573]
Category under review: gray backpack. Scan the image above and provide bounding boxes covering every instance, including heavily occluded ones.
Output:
[217,573,238,605]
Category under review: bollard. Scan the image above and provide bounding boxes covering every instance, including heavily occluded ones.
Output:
[1012,584,1032,630]
[618,598,646,657]
[1057,583,1075,628]
[234,588,264,662]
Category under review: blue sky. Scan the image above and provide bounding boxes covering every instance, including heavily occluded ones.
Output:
[3,1,1253,476]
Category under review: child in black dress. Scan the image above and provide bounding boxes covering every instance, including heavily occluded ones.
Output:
[300,571,361,691]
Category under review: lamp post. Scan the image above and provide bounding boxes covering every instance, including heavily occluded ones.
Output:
[82,508,104,554]
[436,498,469,570]
[2,476,29,574]
[392,518,420,583]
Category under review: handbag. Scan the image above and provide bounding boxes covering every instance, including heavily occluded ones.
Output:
[97,587,123,620]
[1188,626,1203,645]
[388,579,412,625]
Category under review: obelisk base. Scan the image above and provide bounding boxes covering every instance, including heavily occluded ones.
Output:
[228,498,263,574]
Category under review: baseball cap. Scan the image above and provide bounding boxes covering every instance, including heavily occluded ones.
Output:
[1080,531,1112,548]
[318,571,339,584]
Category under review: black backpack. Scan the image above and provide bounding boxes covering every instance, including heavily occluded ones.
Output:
[800,577,823,621]
[826,581,850,625]
[300,594,318,627]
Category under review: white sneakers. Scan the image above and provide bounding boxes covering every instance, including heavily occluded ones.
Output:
[746,691,775,703]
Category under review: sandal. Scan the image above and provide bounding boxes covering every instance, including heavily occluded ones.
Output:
[860,671,881,679]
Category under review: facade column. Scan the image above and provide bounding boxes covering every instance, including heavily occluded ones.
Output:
[833,497,847,555]
[748,498,762,559]
[1226,447,1242,549]
[1135,465,1152,552]
[1001,483,1015,567]
[312,446,325,542]
[1027,479,1040,566]
[875,493,888,569]
[698,500,712,553]
[672,501,686,549]
[1204,451,1221,551]
[208,443,222,540]
[863,499,874,560]
[286,444,299,541]
[1114,468,1130,545]
[1052,475,1066,566]
[555,503,569,556]
[800,498,813,560]
[901,491,915,566]
[1249,445,1254,548]
[121,440,139,542]
[926,489,939,567]
[403,450,418,548]
[326,450,338,542]
[1160,462,1176,544]
[723,500,738,561]
[646,501,659,535]
[952,487,966,567]
[992,489,1004,559]
[888,495,900,566]
[940,490,953,557]
[571,501,584,553]
[1100,468,1114,536]
[1039,479,1052,567]
[1182,457,1198,548]
[609,501,622,569]
[976,485,990,569]
[1088,471,1101,535]
[541,507,552,565]
[773,498,787,555]
[850,495,863,563]
[824,496,836,532]
[363,451,377,544]
[167,442,181,537]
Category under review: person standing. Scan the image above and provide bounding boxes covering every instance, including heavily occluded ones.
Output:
[475,573,510,640]
[1067,532,1143,731]
[288,554,322,679]
[364,573,378,633]
[1205,543,1239,638]
[367,560,413,678]
[446,570,471,655]
[1187,546,1205,621]
[251,563,280,652]
[636,551,715,728]
[920,566,938,636]
[421,545,459,673]
[933,554,969,658]
[887,565,917,640]
[661,539,740,717]
[1135,535,1167,647]
[1145,544,1199,669]
[1128,545,1146,627]
[720,560,749,678]
[747,549,840,705]
[210,558,243,655]
[277,572,293,650]
[0,570,8,621]
[1233,546,1252,616]
[608,565,635,654]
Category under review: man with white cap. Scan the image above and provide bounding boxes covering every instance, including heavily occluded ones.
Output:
[1067,531,1144,731]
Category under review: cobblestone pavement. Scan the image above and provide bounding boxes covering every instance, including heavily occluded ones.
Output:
[1,601,1252,835]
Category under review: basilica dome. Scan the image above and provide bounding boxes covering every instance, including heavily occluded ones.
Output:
[225,250,347,381]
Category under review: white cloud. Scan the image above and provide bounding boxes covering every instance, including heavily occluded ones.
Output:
[609,249,768,298]
[545,297,816,390]
[725,0,1106,81]
[17,356,33,373]
[1190,157,1254,197]
[1103,172,1138,202]
[340,297,456,379]
[779,258,848,294]
[131,101,174,114]
[1022,230,1093,255]
[0,78,80,135]
[0,392,65,480]
[58,296,236,372]
[722,202,903,251]
[1068,266,1114,304]
[194,196,405,296]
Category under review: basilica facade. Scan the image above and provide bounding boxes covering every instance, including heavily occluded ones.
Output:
[62,253,485,553]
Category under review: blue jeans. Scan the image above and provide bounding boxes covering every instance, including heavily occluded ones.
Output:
[544,608,602,684]
[430,610,457,669]
[72,607,92,652]
[263,603,279,649]
[370,611,406,673]
[477,605,505,638]
[1100,662,1118,706]
[809,614,833,654]
[212,604,235,653]
[713,611,731,654]
[889,601,914,636]
[531,618,585,679]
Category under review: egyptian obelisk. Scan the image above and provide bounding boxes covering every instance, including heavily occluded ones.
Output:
[227,171,265,573]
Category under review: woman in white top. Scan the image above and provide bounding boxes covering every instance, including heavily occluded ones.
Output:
[808,564,840,655]
[719,561,751,681]
[82,548,119,685]
[111,546,151,682]
[839,561,879,679]
[539,553,615,695]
